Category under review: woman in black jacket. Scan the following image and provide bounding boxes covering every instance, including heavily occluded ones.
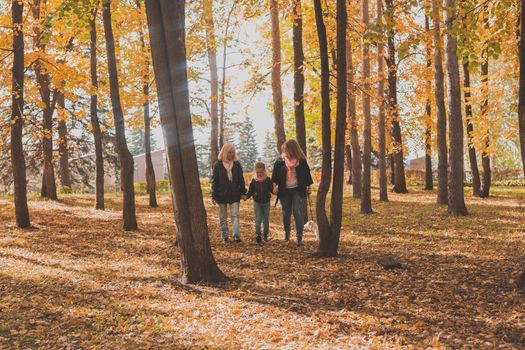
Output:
[212,144,246,243]
[272,139,313,245]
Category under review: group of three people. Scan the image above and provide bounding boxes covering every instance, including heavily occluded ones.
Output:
[211,139,314,245]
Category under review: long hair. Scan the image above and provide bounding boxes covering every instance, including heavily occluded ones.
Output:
[281,139,306,160]
[217,144,238,162]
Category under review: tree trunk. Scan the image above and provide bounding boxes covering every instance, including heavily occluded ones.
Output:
[270,0,286,151]
[89,6,105,210]
[444,0,467,215]
[32,0,57,200]
[57,91,72,188]
[377,0,388,201]
[424,14,433,191]
[347,34,362,198]
[389,155,395,185]
[385,0,407,194]
[346,144,352,185]
[103,0,138,230]
[480,13,491,198]
[145,0,227,283]
[219,1,236,149]
[203,0,219,167]
[432,0,448,204]
[519,0,525,177]
[361,0,373,213]
[324,0,347,256]
[138,0,158,207]
[10,0,30,228]
[313,0,333,255]
[463,60,481,196]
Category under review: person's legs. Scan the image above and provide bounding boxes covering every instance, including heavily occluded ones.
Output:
[254,202,263,240]
[230,202,240,239]
[218,204,229,240]
[262,202,270,240]
[292,192,305,243]
[280,192,292,240]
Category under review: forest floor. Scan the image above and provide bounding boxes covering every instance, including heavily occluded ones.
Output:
[0,186,524,349]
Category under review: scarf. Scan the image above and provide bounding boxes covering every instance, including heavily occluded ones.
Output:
[223,160,234,182]
[284,155,299,181]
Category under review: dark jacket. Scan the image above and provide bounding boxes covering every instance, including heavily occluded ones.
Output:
[212,160,246,204]
[246,177,273,204]
[272,158,313,200]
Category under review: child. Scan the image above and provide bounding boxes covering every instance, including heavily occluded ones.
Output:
[212,144,247,243]
[245,162,273,243]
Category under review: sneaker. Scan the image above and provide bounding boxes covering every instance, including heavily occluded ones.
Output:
[263,235,268,242]
[284,232,290,241]
[233,237,242,243]
[256,236,262,243]
[223,236,229,243]
[296,237,303,246]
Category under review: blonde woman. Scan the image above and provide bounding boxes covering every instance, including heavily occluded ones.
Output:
[272,140,313,245]
[212,144,246,243]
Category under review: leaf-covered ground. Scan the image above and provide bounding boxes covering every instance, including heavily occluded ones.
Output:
[0,187,524,349]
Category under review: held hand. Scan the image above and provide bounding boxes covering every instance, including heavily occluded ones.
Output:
[212,199,217,205]
[307,186,311,195]
[273,184,278,195]
[241,195,247,201]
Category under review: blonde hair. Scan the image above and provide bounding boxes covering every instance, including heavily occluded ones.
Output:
[254,162,267,173]
[218,144,238,162]
[282,139,306,160]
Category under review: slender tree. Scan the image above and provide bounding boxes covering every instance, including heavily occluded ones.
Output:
[463,60,481,196]
[431,0,448,204]
[424,14,433,191]
[361,0,373,213]
[347,32,362,198]
[89,3,105,210]
[103,0,138,230]
[57,91,72,189]
[10,0,30,228]
[137,0,158,207]
[520,0,525,177]
[32,0,58,200]
[314,0,346,256]
[203,0,220,167]
[270,0,286,150]
[384,0,407,194]
[292,0,306,155]
[345,145,352,185]
[444,0,467,215]
[480,11,491,198]
[145,0,227,283]
[377,0,388,201]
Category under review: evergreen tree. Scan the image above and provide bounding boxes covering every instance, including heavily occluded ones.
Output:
[195,143,212,178]
[262,130,278,171]
[237,115,258,172]
[127,129,158,156]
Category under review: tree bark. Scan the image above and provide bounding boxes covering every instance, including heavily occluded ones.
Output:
[480,13,491,198]
[103,0,138,230]
[385,0,407,194]
[347,34,362,198]
[444,0,467,215]
[57,91,72,188]
[463,60,481,197]
[10,0,30,228]
[313,0,332,255]
[138,0,158,207]
[377,0,388,201]
[32,0,57,200]
[89,6,105,210]
[270,0,286,151]
[219,1,236,149]
[432,0,448,204]
[519,0,525,177]
[424,14,433,191]
[145,0,227,283]
[346,144,352,185]
[361,0,373,213]
[203,0,219,167]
